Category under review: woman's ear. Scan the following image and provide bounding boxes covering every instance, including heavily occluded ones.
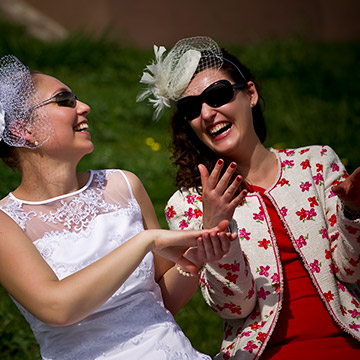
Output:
[247,81,259,108]
[8,119,35,144]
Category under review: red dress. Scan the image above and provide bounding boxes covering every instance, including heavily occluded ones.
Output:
[251,186,359,359]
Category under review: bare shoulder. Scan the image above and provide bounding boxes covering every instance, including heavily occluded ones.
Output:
[121,170,146,195]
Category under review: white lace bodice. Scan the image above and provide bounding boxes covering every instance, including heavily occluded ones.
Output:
[0,170,210,360]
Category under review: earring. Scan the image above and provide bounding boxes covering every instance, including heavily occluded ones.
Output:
[34,140,39,146]
[250,101,255,108]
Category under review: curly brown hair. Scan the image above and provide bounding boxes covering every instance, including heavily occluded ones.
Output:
[170,48,266,193]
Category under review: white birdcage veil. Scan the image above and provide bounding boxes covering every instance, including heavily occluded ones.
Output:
[137,36,225,120]
[0,55,53,148]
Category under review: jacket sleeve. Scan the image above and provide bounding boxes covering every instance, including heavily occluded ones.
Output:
[165,188,256,319]
[321,146,360,283]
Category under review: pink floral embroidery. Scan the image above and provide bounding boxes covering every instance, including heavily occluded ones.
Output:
[239,228,251,240]
[300,148,310,154]
[184,208,196,221]
[271,273,280,283]
[186,194,197,204]
[313,173,324,185]
[320,147,328,156]
[253,208,265,222]
[310,259,321,273]
[349,323,360,332]
[165,205,176,219]
[240,331,252,338]
[295,234,308,248]
[244,341,258,353]
[296,208,317,221]
[280,206,288,217]
[348,309,360,318]
[300,181,312,192]
[248,287,255,299]
[258,265,270,277]
[179,219,188,230]
[282,160,294,168]
[319,227,328,239]
[257,287,271,300]
[331,162,340,172]
[305,208,317,220]
[219,262,240,272]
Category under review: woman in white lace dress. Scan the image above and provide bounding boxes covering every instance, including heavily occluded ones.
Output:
[0,55,236,360]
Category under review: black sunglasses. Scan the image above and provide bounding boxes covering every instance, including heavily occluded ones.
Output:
[31,91,79,110]
[176,80,247,121]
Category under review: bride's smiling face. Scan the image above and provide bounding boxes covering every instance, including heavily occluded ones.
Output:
[31,73,94,159]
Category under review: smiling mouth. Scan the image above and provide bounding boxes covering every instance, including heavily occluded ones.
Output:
[73,123,88,132]
[208,122,232,138]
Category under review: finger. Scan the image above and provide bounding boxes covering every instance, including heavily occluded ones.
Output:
[198,163,210,189]
[223,175,244,201]
[229,188,248,206]
[218,232,231,253]
[209,219,229,233]
[206,159,225,189]
[215,162,238,194]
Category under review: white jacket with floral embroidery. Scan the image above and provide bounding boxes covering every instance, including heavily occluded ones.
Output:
[166,146,360,360]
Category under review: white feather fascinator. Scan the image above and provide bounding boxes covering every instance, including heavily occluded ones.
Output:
[0,55,53,148]
[137,36,223,120]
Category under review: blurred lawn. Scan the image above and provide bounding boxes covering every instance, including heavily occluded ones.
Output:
[0,14,359,359]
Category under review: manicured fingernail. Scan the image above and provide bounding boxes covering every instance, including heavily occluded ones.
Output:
[230,162,237,169]
[217,159,224,165]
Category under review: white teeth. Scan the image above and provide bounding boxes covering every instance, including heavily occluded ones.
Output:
[209,123,230,135]
[74,123,88,131]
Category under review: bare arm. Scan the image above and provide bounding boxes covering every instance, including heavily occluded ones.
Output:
[0,207,225,325]
[125,170,235,314]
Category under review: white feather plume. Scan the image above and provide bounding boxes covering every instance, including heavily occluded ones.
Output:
[137,45,201,120]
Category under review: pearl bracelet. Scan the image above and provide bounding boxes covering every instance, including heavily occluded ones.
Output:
[176,264,194,277]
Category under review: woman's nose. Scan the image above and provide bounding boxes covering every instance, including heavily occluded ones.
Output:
[77,100,91,115]
[200,102,217,121]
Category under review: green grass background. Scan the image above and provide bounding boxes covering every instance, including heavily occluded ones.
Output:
[0,14,359,359]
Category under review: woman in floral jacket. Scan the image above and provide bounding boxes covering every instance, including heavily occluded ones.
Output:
[138,36,360,359]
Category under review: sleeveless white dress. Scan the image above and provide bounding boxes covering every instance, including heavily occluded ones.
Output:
[0,169,211,360]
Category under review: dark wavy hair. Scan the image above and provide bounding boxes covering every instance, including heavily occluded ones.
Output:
[170,48,266,193]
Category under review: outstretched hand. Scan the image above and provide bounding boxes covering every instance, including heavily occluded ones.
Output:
[199,159,247,229]
[152,220,236,275]
[332,167,360,210]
